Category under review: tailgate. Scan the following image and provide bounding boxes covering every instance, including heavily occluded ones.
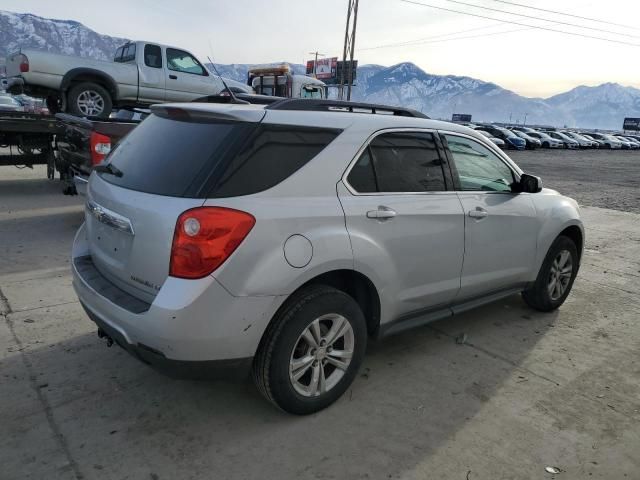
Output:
[86,175,203,303]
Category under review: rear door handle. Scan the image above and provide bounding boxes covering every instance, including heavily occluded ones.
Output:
[169,74,177,80]
[367,206,397,220]
[468,207,488,219]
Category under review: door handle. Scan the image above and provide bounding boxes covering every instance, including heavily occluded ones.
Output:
[367,206,397,220]
[169,75,177,80]
[468,207,488,219]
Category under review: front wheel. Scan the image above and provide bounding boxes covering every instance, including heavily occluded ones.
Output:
[67,82,112,118]
[253,285,367,415]
[522,236,579,312]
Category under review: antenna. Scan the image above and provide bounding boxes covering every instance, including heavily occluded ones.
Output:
[206,47,248,105]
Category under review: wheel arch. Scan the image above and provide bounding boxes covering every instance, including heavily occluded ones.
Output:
[559,225,584,261]
[61,68,119,101]
[267,269,382,340]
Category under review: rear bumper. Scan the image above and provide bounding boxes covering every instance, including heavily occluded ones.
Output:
[71,223,283,377]
[73,173,89,196]
[82,303,253,380]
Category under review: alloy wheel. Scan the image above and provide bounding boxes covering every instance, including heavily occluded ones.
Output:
[289,313,355,397]
[548,249,573,300]
[76,90,105,116]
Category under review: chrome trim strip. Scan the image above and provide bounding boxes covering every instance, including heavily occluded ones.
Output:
[86,199,135,236]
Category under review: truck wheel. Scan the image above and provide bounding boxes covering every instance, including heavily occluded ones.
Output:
[67,82,112,118]
[253,285,367,415]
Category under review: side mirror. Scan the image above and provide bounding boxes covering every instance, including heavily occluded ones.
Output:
[517,173,543,193]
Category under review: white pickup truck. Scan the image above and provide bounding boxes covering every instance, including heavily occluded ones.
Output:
[5,41,247,118]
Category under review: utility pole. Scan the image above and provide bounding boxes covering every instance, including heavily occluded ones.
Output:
[523,112,528,126]
[339,0,359,100]
[308,51,325,77]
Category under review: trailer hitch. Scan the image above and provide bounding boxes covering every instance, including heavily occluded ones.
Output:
[97,328,114,347]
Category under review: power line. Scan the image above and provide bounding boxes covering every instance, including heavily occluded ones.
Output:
[359,25,529,51]
[399,0,640,47]
[360,22,504,50]
[443,0,640,39]
[489,0,640,31]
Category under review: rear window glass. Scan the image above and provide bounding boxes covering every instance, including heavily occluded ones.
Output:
[99,114,340,198]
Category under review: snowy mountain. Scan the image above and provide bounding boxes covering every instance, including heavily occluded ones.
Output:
[0,10,127,61]
[547,83,640,130]
[2,9,639,129]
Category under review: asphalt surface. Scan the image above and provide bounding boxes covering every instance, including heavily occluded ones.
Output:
[511,148,640,214]
[1,160,639,480]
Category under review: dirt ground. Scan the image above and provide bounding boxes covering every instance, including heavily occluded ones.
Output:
[1,163,639,480]
[511,149,640,214]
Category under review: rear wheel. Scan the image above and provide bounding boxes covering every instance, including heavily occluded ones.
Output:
[67,82,112,118]
[253,285,367,415]
[522,236,579,312]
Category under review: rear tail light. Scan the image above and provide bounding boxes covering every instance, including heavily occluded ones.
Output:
[19,54,29,73]
[170,207,255,279]
[90,132,111,165]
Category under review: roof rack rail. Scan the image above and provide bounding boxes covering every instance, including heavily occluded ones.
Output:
[265,99,429,119]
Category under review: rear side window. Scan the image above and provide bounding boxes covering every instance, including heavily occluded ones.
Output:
[144,44,162,68]
[210,125,340,197]
[348,132,446,193]
[99,115,340,198]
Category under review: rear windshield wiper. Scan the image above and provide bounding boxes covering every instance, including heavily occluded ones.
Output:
[94,163,123,177]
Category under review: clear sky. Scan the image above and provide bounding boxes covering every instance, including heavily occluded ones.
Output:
[3,0,639,97]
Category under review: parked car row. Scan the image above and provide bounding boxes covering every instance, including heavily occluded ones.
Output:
[459,122,640,151]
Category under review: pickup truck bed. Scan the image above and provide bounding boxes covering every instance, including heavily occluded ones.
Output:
[56,113,141,195]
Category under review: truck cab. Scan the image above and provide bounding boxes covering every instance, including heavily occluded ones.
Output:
[114,41,224,104]
[248,64,326,99]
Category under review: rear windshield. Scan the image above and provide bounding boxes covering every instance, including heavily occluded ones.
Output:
[99,114,340,198]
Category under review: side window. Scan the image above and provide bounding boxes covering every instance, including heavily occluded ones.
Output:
[443,134,515,192]
[371,132,446,193]
[209,126,341,197]
[166,48,205,75]
[347,132,446,193]
[144,44,162,68]
[114,47,124,62]
[121,44,136,63]
[347,148,377,193]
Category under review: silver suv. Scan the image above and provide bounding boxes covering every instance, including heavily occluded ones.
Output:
[72,99,583,414]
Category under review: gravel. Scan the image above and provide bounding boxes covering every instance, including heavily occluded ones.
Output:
[510,149,640,214]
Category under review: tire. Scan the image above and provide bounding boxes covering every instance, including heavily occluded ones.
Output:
[522,236,579,312]
[253,285,367,415]
[67,82,112,118]
[542,142,550,149]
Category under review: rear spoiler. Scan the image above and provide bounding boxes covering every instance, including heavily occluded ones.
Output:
[151,103,266,123]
